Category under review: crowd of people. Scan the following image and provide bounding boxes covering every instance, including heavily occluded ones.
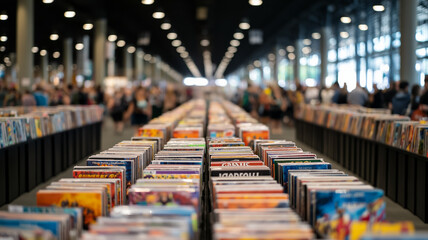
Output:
[234,75,428,133]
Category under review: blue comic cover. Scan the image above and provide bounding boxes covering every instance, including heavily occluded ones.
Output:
[281,163,331,191]
[0,218,61,237]
[86,160,134,185]
[313,189,385,240]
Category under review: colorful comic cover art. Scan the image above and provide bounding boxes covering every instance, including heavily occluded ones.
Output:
[138,128,165,139]
[242,130,269,146]
[216,199,289,209]
[128,190,199,212]
[173,130,201,139]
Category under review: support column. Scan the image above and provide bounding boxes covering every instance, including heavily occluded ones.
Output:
[293,40,302,85]
[94,19,106,85]
[135,49,144,81]
[63,38,73,84]
[124,48,133,81]
[41,53,48,82]
[320,28,328,87]
[400,0,418,84]
[16,0,34,89]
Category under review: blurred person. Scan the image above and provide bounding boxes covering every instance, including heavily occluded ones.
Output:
[383,80,397,108]
[21,90,36,106]
[107,90,128,134]
[71,86,88,105]
[369,84,384,108]
[33,85,49,106]
[320,85,335,104]
[410,84,421,114]
[95,85,105,105]
[4,87,21,106]
[0,81,6,107]
[270,84,286,134]
[391,81,410,115]
[293,84,305,118]
[163,85,178,112]
[304,86,320,104]
[125,86,152,128]
[150,85,163,119]
[242,83,254,113]
[258,86,272,124]
[347,83,367,106]
[418,75,428,106]
[283,89,294,126]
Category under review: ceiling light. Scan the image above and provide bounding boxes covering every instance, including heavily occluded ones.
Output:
[230,39,240,47]
[268,53,275,61]
[180,52,189,58]
[83,23,93,30]
[108,34,117,42]
[43,0,54,3]
[225,52,234,58]
[239,18,251,30]
[302,46,311,54]
[286,45,294,52]
[312,32,321,39]
[117,40,126,47]
[373,4,385,12]
[0,46,5,52]
[0,13,8,21]
[249,0,263,6]
[0,36,7,42]
[40,49,47,56]
[303,38,312,45]
[233,32,244,40]
[228,46,237,53]
[144,54,152,61]
[253,60,261,68]
[278,49,286,56]
[358,24,368,31]
[64,10,76,18]
[340,31,349,38]
[176,46,186,53]
[288,53,295,60]
[340,16,351,24]
[75,43,84,50]
[160,22,171,30]
[167,32,177,40]
[172,39,181,47]
[141,0,154,5]
[50,33,59,41]
[53,51,60,59]
[200,39,210,47]
[127,46,136,54]
[31,46,39,53]
[215,78,228,87]
[152,9,165,19]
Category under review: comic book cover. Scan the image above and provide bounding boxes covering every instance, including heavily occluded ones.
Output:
[241,129,270,146]
[280,163,332,191]
[86,159,135,185]
[350,221,414,240]
[210,161,264,167]
[215,199,289,209]
[36,190,104,229]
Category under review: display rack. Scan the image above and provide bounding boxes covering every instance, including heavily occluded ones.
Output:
[295,119,428,223]
[0,121,102,206]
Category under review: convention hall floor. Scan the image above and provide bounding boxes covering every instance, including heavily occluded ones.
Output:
[2,118,428,230]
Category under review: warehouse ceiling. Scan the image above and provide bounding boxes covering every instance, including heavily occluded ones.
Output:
[0,0,356,77]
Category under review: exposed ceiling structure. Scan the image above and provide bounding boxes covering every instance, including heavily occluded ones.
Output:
[0,0,359,78]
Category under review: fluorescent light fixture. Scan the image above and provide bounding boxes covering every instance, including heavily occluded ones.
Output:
[167,32,177,40]
[358,24,368,31]
[228,46,237,53]
[83,23,93,30]
[373,4,385,12]
[75,43,84,50]
[31,46,39,53]
[239,19,251,30]
[312,32,321,39]
[40,49,47,56]
[43,0,54,3]
[253,60,261,67]
[288,53,295,60]
[230,39,240,47]
[215,78,228,87]
[183,77,208,86]
[340,16,351,24]
[117,40,126,47]
[286,45,294,52]
[233,32,244,40]
[53,51,60,58]
[0,14,8,21]
[50,33,59,41]
[180,52,189,58]
[108,34,117,42]
[160,22,171,30]
[176,46,186,53]
[0,36,7,42]
[172,39,181,47]
[303,38,311,45]
[127,46,136,53]
[302,46,311,54]
[340,31,349,38]
[141,0,154,5]
[249,0,263,6]
[152,9,165,19]
[200,39,210,47]
[64,10,76,18]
